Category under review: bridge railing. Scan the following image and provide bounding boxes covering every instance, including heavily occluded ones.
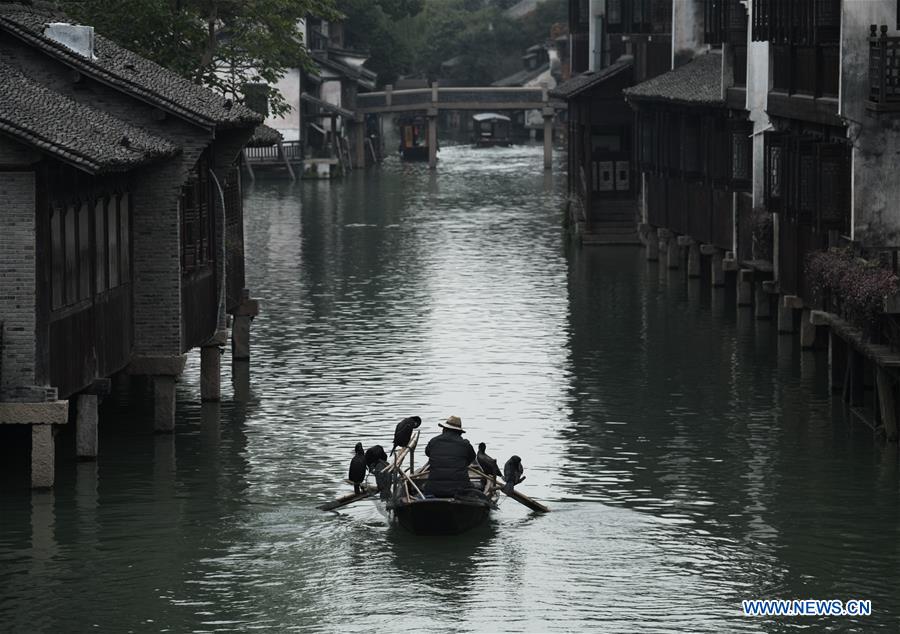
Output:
[356,84,564,113]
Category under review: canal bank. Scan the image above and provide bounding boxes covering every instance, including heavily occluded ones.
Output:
[2,145,900,631]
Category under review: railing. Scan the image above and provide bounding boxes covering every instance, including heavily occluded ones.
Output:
[751,0,840,44]
[868,25,900,112]
[356,85,564,113]
[244,140,303,163]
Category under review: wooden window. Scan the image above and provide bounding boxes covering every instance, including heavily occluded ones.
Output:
[797,145,817,221]
[51,206,64,310]
[764,132,785,211]
[120,193,131,283]
[94,198,107,293]
[683,116,702,178]
[639,113,656,171]
[65,203,77,305]
[107,196,119,288]
[608,0,623,31]
[817,142,850,229]
[78,202,91,300]
[667,114,682,176]
[733,44,748,87]
[180,154,213,272]
[730,124,752,189]
[793,47,817,95]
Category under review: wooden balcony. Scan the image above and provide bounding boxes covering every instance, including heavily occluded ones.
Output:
[868,25,900,113]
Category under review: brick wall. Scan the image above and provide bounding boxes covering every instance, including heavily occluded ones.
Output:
[0,172,37,398]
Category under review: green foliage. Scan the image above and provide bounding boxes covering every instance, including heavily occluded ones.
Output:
[338,0,423,85]
[404,0,567,85]
[58,0,340,116]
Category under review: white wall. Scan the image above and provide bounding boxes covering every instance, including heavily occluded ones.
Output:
[267,68,302,141]
[841,0,900,245]
[672,0,707,68]
[588,0,605,72]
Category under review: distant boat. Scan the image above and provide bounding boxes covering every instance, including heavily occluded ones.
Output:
[472,113,512,147]
[397,115,432,161]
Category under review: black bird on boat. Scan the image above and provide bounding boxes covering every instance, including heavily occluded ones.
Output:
[349,442,367,494]
[475,442,501,489]
[370,459,392,500]
[365,444,388,469]
[391,416,422,455]
[503,455,524,494]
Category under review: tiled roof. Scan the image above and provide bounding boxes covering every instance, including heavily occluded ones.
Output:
[492,63,550,88]
[0,59,178,173]
[549,59,633,99]
[300,92,355,120]
[623,52,724,106]
[0,4,262,129]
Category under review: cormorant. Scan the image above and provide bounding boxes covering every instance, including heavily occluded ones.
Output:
[391,416,422,454]
[503,455,524,494]
[370,459,392,500]
[475,442,501,489]
[349,442,367,494]
[365,444,388,469]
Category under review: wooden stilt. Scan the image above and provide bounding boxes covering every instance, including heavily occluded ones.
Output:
[277,142,296,181]
[242,149,256,182]
[877,368,899,441]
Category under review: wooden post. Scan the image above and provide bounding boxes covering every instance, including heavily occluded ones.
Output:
[353,119,366,168]
[543,113,553,171]
[278,141,296,181]
[241,149,255,183]
[877,367,898,441]
[427,113,437,170]
[829,331,846,394]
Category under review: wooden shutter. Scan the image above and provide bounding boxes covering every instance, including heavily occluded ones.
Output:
[816,142,850,232]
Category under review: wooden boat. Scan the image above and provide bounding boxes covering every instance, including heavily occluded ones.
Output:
[397,116,431,161]
[319,430,549,534]
[472,113,512,147]
[391,490,495,535]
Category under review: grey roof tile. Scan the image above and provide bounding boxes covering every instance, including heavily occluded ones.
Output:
[0,59,179,173]
[549,59,633,99]
[0,4,262,128]
[623,52,724,106]
[492,63,550,88]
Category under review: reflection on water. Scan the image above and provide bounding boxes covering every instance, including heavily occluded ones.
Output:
[1,144,899,632]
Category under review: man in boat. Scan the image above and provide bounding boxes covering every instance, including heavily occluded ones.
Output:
[423,416,477,497]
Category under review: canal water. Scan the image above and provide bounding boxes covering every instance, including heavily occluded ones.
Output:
[2,144,900,632]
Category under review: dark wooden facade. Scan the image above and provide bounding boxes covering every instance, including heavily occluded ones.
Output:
[637,106,751,250]
[568,69,638,226]
[180,151,219,352]
[752,0,841,110]
[36,163,134,398]
[763,127,850,296]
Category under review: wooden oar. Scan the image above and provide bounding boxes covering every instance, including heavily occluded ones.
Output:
[468,465,549,513]
[318,485,377,511]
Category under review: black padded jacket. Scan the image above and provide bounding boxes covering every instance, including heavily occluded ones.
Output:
[424,430,476,497]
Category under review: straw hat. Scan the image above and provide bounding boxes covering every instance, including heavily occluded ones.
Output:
[439,415,465,433]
